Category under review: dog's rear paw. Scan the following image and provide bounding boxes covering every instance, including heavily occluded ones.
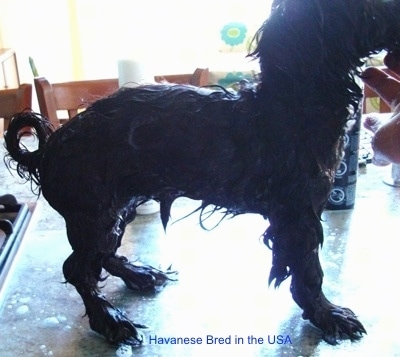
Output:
[123,262,178,292]
[306,301,367,345]
[105,256,177,292]
[89,296,146,346]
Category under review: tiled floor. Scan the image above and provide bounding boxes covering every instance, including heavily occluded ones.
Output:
[0,137,400,356]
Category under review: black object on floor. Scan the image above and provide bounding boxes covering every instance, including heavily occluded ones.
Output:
[0,195,31,289]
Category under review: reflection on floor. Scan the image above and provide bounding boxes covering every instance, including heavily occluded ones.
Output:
[0,138,400,356]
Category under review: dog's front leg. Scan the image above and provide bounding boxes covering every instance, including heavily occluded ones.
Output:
[290,247,366,344]
[265,212,366,344]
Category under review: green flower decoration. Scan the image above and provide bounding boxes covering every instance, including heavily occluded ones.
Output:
[220,22,247,47]
[218,72,254,90]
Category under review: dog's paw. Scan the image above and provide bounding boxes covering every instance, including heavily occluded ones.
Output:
[104,255,178,292]
[118,259,177,291]
[88,297,147,346]
[307,301,367,345]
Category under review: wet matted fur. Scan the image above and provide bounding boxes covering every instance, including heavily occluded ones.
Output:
[5,0,400,346]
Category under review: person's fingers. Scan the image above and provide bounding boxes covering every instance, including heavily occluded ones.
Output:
[370,112,400,165]
[363,113,388,134]
[372,155,391,166]
[361,66,400,110]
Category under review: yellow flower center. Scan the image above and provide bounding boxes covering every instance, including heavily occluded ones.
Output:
[227,28,241,39]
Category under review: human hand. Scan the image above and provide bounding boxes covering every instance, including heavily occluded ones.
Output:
[361,53,400,165]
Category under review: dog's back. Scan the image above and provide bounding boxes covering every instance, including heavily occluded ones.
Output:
[39,84,266,222]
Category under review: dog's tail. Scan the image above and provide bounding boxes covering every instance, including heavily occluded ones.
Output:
[4,111,54,188]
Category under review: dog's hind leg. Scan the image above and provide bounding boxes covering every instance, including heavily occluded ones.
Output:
[265,210,366,345]
[101,203,176,291]
[62,211,147,345]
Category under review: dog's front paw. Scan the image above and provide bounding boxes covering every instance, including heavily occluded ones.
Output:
[306,298,367,345]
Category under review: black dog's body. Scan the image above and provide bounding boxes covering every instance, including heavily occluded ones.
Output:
[42,86,265,221]
[5,0,400,346]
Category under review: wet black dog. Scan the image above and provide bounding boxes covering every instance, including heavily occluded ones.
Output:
[5,0,400,346]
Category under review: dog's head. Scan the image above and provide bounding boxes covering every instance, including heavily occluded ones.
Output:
[251,0,400,111]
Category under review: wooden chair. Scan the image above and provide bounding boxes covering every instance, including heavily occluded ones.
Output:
[154,68,209,86]
[34,78,119,128]
[0,83,32,135]
[35,68,209,128]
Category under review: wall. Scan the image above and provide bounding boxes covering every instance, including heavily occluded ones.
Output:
[0,0,271,83]
[0,0,73,82]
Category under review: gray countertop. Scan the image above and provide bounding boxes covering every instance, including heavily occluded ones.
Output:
[1,138,400,356]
